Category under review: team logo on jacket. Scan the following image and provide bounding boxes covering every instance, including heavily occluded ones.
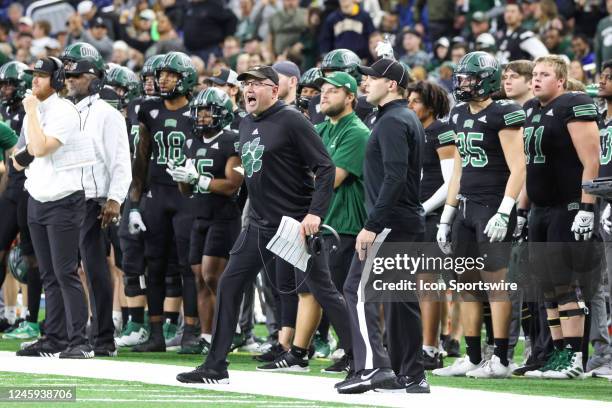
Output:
[241,137,264,177]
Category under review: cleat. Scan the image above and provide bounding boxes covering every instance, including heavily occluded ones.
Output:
[59,344,94,359]
[422,349,443,370]
[542,350,585,379]
[313,333,331,358]
[253,343,285,362]
[3,321,40,340]
[375,376,431,394]
[466,355,512,378]
[322,353,351,374]
[525,349,563,378]
[115,321,149,347]
[336,368,396,394]
[432,355,478,377]
[256,351,309,372]
[176,365,229,384]
[16,338,63,357]
[229,332,246,351]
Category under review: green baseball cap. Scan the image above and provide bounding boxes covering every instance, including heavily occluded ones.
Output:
[314,71,357,94]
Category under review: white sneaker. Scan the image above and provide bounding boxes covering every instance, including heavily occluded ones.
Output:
[466,355,512,378]
[542,350,585,380]
[432,356,479,377]
[115,322,149,347]
[331,348,345,361]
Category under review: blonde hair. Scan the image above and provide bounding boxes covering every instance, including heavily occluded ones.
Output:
[565,77,586,92]
[534,54,569,87]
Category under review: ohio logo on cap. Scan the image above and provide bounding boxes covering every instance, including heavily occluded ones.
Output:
[35,60,43,69]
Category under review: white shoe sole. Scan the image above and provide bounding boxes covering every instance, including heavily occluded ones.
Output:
[256,366,310,373]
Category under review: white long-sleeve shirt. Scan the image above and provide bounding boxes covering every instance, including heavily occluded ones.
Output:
[77,94,132,203]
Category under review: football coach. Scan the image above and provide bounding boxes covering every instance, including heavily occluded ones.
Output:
[13,57,94,358]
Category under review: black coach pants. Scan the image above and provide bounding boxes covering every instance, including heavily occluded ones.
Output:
[204,223,352,371]
[79,199,115,348]
[28,191,87,348]
[344,229,425,378]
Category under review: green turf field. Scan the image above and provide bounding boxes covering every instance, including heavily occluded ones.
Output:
[0,332,610,404]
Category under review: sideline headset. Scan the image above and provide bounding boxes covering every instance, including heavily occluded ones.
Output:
[306,224,340,256]
[48,56,65,91]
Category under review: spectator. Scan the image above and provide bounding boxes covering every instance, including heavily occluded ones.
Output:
[15,32,33,57]
[359,0,384,28]
[235,0,257,43]
[289,7,322,71]
[595,0,612,70]
[379,11,400,47]
[222,36,242,69]
[30,20,53,58]
[272,60,300,105]
[414,0,456,42]
[78,0,118,40]
[534,0,562,36]
[243,34,263,55]
[569,60,588,83]
[69,16,114,61]
[399,28,429,69]
[117,10,154,54]
[182,0,238,63]
[571,33,595,66]
[7,3,24,38]
[467,11,490,51]
[543,27,574,59]
[111,40,130,65]
[450,42,467,64]
[427,37,450,71]
[497,2,548,64]
[17,17,33,36]
[235,52,251,73]
[144,12,185,59]
[44,38,62,58]
[319,0,375,60]
[520,0,538,31]
[252,0,281,42]
[268,0,308,57]
[368,31,385,63]
[436,61,454,92]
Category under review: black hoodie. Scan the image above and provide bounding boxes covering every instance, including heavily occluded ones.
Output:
[238,101,335,229]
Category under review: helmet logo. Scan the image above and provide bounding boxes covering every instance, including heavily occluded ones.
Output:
[80,46,98,59]
[478,55,497,70]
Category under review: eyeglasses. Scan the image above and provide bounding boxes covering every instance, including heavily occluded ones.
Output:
[242,80,275,89]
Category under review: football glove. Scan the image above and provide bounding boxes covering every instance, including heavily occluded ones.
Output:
[484,196,515,243]
[128,209,146,235]
[571,207,594,241]
[437,204,457,255]
[166,158,199,184]
[513,209,528,240]
[601,203,612,234]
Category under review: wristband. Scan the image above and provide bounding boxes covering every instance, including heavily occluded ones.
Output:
[498,196,516,216]
[579,203,595,212]
[197,175,212,191]
[517,208,528,218]
[14,145,35,167]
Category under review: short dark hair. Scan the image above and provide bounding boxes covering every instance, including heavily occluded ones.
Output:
[602,59,612,73]
[35,20,51,36]
[406,80,450,119]
[503,60,535,81]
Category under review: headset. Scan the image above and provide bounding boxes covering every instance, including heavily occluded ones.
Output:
[306,224,340,256]
[48,56,65,91]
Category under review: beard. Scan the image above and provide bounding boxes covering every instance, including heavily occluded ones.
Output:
[322,103,344,118]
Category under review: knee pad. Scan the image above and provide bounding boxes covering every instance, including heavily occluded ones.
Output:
[124,274,146,297]
[165,263,182,298]
[556,288,581,306]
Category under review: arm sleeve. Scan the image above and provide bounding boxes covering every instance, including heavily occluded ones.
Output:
[105,108,132,204]
[291,113,335,219]
[0,121,17,151]
[364,116,411,233]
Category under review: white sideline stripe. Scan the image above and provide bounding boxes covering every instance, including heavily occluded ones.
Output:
[0,351,608,408]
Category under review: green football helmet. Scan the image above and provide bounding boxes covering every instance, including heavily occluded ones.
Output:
[321,49,362,82]
[190,88,234,136]
[105,66,142,108]
[0,61,32,105]
[453,51,501,102]
[8,245,27,284]
[298,68,322,92]
[142,54,165,80]
[61,42,106,78]
[156,51,197,99]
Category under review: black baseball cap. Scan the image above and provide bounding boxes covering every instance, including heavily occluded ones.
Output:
[209,68,239,86]
[358,58,409,88]
[25,58,57,76]
[92,16,106,28]
[237,65,279,85]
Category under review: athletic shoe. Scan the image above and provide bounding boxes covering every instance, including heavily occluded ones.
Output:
[336,368,396,394]
[176,365,229,384]
[132,322,165,352]
[313,333,331,358]
[422,349,443,370]
[163,320,180,349]
[3,318,24,335]
[375,376,431,394]
[178,325,201,355]
[525,349,563,378]
[331,348,345,361]
[591,360,612,377]
[253,343,285,362]
[2,321,40,339]
[0,317,11,332]
[19,339,39,350]
[200,338,211,355]
[513,360,544,376]
[322,353,351,374]
[482,342,495,362]
[586,353,611,373]
[93,343,118,357]
[60,344,95,359]
[466,355,512,378]
[432,356,479,377]
[256,351,309,372]
[16,338,63,357]
[239,335,263,353]
[229,332,246,351]
[542,350,585,379]
[115,321,149,347]
[257,334,278,353]
[442,338,460,358]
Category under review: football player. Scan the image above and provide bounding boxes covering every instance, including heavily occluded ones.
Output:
[295,68,322,118]
[522,55,600,379]
[407,80,456,370]
[207,68,246,132]
[434,51,526,378]
[166,88,242,354]
[128,51,197,352]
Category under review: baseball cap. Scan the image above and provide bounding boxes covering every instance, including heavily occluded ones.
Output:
[139,9,156,21]
[18,17,33,27]
[209,68,239,86]
[77,0,94,15]
[435,37,450,48]
[272,61,300,79]
[314,71,357,94]
[237,65,279,85]
[92,17,106,28]
[358,58,409,88]
[25,58,57,76]
[472,11,488,23]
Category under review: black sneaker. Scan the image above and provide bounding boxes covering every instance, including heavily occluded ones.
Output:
[336,368,396,394]
[256,351,309,372]
[253,343,285,362]
[322,353,351,374]
[59,343,94,359]
[132,322,165,352]
[178,325,202,355]
[94,343,118,357]
[422,350,443,370]
[444,339,460,358]
[176,365,229,384]
[513,360,544,376]
[16,338,63,357]
[0,317,11,332]
[375,376,431,394]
